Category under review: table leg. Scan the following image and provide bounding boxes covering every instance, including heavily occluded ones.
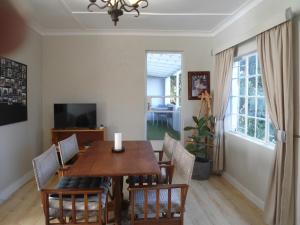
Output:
[112,176,122,225]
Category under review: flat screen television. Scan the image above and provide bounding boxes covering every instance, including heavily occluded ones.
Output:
[54,103,97,129]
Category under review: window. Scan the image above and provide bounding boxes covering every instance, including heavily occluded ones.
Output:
[229,52,275,144]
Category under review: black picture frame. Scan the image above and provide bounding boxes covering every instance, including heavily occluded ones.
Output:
[188,71,210,100]
[0,57,27,126]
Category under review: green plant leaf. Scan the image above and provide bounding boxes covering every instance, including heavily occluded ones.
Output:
[192,116,199,124]
[184,115,215,160]
[184,126,196,131]
[197,117,206,129]
[198,130,212,137]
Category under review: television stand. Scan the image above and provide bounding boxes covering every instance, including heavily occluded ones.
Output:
[51,128,106,151]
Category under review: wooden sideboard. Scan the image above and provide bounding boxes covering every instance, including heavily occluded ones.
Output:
[51,128,106,150]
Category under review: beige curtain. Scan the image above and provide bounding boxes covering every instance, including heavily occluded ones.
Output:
[257,21,294,225]
[212,47,235,174]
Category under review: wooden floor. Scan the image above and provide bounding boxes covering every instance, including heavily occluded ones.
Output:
[0,175,266,225]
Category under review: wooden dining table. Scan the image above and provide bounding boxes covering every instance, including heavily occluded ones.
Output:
[64,140,160,225]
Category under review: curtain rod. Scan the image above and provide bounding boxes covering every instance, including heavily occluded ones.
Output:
[214,7,294,55]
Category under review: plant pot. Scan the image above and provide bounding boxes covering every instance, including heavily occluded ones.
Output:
[192,157,212,180]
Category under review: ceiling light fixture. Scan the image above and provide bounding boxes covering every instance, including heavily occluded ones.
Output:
[87,0,149,26]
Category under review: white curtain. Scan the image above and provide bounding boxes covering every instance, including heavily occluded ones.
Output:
[212,48,235,174]
[257,21,294,225]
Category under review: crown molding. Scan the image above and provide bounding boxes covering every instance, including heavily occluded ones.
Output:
[40,28,213,37]
[211,0,264,36]
[27,22,46,36]
[30,0,265,37]
[72,11,232,16]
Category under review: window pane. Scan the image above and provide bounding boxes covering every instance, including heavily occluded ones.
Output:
[248,77,256,96]
[247,118,255,137]
[257,76,264,96]
[232,65,238,79]
[232,79,239,96]
[231,114,238,131]
[269,122,276,143]
[237,116,245,133]
[231,97,238,114]
[248,55,257,75]
[239,78,246,96]
[256,119,265,140]
[239,97,245,114]
[257,98,266,118]
[248,97,256,116]
[239,59,246,77]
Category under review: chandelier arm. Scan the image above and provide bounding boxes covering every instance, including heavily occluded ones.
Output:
[87,0,111,11]
[121,0,148,9]
[120,5,140,17]
[86,0,148,25]
[133,8,140,17]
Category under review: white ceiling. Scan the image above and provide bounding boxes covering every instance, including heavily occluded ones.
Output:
[20,0,263,35]
[147,53,182,78]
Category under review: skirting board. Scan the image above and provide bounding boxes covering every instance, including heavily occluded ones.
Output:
[0,170,34,204]
[223,172,265,210]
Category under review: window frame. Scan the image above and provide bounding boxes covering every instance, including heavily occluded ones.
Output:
[229,52,275,146]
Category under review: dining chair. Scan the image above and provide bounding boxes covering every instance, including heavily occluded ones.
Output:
[172,142,196,184]
[153,133,178,184]
[58,134,79,167]
[156,105,173,128]
[127,133,177,187]
[129,184,188,225]
[32,145,109,225]
[126,161,174,187]
[128,143,195,225]
[154,132,177,162]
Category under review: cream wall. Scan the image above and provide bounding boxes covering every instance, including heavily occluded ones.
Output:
[42,35,213,147]
[213,0,300,53]
[0,28,43,202]
[224,133,274,209]
[212,0,300,223]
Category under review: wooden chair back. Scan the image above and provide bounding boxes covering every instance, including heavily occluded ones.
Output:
[129,184,189,225]
[33,145,106,225]
[41,188,104,225]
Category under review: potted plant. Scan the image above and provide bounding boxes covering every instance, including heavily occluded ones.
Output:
[184,115,214,180]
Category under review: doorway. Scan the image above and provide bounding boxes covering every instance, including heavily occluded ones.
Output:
[146,52,182,142]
